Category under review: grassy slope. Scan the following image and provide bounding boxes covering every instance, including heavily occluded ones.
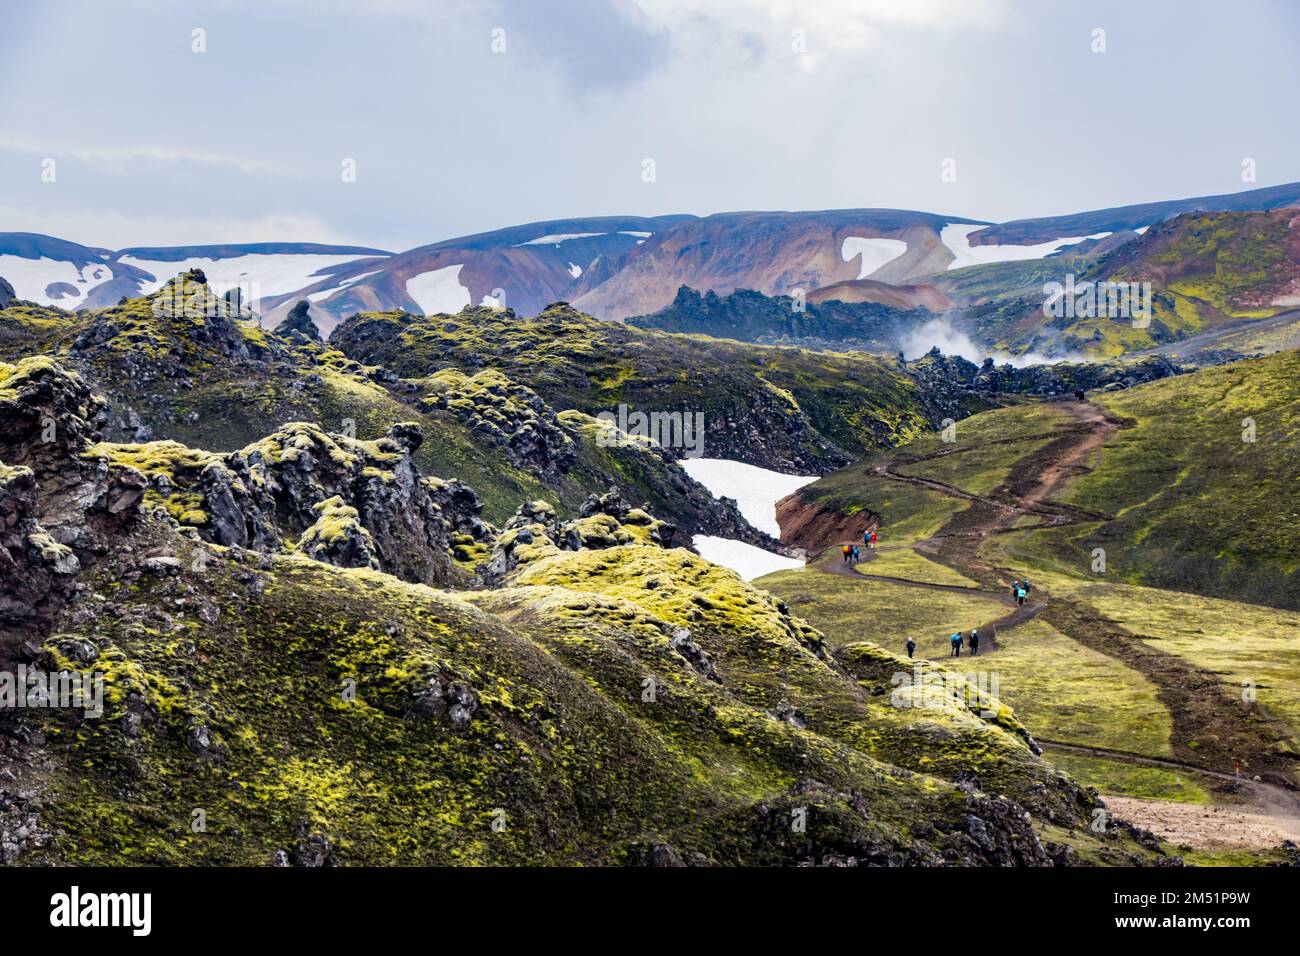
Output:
[766,358,1300,811]
[786,401,1069,548]
[764,563,1004,655]
[330,304,953,465]
[1006,351,1300,610]
[939,210,1298,358]
[30,523,1140,864]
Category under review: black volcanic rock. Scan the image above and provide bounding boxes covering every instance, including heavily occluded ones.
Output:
[629,285,921,352]
[275,300,322,342]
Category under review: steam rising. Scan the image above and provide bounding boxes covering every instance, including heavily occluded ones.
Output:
[900,318,1076,368]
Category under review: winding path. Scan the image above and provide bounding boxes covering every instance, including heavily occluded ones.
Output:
[809,397,1299,819]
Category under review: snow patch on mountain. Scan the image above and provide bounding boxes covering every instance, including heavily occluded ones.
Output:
[122,253,372,298]
[691,536,805,581]
[681,458,816,537]
[405,264,471,315]
[840,237,908,279]
[0,256,111,307]
[516,233,604,247]
[567,262,583,278]
[940,224,1111,270]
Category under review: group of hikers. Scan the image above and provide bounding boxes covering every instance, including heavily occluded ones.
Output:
[1011,577,1032,606]
[904,628,982,659]
[902,574,1035,659]
[839,528,878,564]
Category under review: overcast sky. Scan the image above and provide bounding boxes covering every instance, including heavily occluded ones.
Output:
[2,0,1297,250]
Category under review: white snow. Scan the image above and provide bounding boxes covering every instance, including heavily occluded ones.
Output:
[940,224,1111,270]
[681,458,817,537]
[516,232,604,247]
[619,230,652,238]
[121,253,374,298]
[567,262,583,279]
[691,536,805,581]
[0,255,112,307]
[405,264,471,315]
[306,268,387,302]
[1134,225,1150,235]
[681,458,816,580]
[840,236,908,279]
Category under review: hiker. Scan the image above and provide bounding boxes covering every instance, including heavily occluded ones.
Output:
[841,544,852,564]
[863,530,871,547]
[1015,584,1027,606]
[851,544,861,562]
[1022,578,1032,594]
[869,530,878,549]
[1010,578,1021,598]
[1074,387,1086,402]
[949,632,963,657]
[968,628,980,656]
[906,637,916,659]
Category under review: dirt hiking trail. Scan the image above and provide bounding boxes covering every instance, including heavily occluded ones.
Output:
[804,398,1299,844]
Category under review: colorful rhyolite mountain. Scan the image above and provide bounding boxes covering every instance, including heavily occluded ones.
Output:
[3,181,1299,339]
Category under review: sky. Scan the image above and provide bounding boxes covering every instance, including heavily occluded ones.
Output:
[1,0,1298,251]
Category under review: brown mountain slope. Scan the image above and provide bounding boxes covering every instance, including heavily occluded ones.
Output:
[807,277,955,311]
[573,210,978,320]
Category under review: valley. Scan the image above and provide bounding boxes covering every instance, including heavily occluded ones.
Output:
[2,189,1299,870]
[761,369,1300,860]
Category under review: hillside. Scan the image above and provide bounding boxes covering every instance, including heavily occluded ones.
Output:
[0,274,770,545]
[764,357,1300,858]
[0,350,1165,867]
[6,181,1300,342]
[955,209,1300,360]
[330,301,966,471]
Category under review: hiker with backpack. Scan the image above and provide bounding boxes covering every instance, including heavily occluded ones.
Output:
[841,544,852,564]
[906,637,916,659]
[1015,583,1027,606]
[949,632,963,657]
[851,544,861,563]
[869,530,877,549]
[968,629,980,656]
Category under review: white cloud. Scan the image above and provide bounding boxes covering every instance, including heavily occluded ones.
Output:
[0,136,283,174]
[0,205,358,249]
[629,0,1008,55]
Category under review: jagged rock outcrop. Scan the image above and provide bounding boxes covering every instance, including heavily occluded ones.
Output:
[0,277,14,310]
[420,368,576,481]
[904,347,1180,409]
[480,491,677,585]
[292,496,380,570]
[424,476,495,568]
[68,271,283,382]
[87,420,473,586]
[0,358,145,656]
[628,285,920,353]
[274,300,322,344]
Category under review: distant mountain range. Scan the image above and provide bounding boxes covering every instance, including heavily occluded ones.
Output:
[3,181,1299,337]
